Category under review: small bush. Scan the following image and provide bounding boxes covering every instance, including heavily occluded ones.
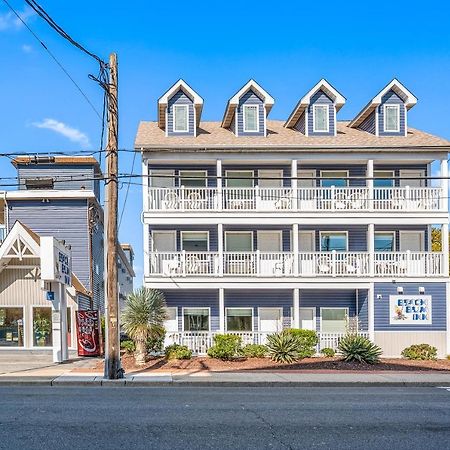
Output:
[147,331,166,353]
[338,334,382,364]
[266,332,300,364]
[207,334,242,360]
[321,347,336,358]
[120,340,135,354]
[165,344,192,360]
[401,344,437,361]
[284,329,318,358]
[242,344,267,358]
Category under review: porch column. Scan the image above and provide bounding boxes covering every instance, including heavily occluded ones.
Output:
[367,159,374,211]
[368,223,375,277]
[218,223,224,277]
[441,159,448,212]
[216,159,223,211]
[292,223,299,276]
[219,288,225,332]
[291,159,298,211]
[368,284,375,342]
[293,288,300,329]
[442,222,449,276]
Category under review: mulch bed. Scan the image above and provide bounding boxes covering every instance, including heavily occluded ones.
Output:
[94,354,450,373]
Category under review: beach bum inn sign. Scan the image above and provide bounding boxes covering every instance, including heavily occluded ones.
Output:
[389,295,432,325]
[40,236,72,286]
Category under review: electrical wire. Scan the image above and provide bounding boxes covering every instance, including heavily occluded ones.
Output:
[118,151,137,230]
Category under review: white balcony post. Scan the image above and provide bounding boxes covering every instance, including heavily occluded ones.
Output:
[293,288,300,329]
[368,223,375,277]
[143,158,150,212]
[292,223,299,276]
[219,288,225,332]
[216,159,223,211]
[441,159,448,212]
[367,159,374,211]
[181,250,186,277]
[256,250,261,276]
[442,223,449,276]
[181,185,186,212]
[291,159,298,211]
[368,285,375,342]
[218,223,224,277]
[332,250,336,277]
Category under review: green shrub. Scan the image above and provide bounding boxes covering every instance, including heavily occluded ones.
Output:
[321,347,336,358]
[165,344,192,360]
[284,329,318,358]
[401,344,437,361]
[147,331,166,353]
[266,332,300,364]
[242,344,267,358]
[120,340,135,354]
[207,334,242,360]
[338,334,382,364]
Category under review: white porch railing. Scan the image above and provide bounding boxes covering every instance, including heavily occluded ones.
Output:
[149,251,444,277]
[147,186,442,212]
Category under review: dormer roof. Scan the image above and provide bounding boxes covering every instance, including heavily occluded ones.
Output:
[285,79,346,128]
[157,79,203,129]
[221,79,274,128]
[349,78,417,128]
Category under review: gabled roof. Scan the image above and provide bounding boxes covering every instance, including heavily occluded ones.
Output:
[285,79,346,128]
[221,79,275,128]
[157,79,203,129]
[349,78,418,128]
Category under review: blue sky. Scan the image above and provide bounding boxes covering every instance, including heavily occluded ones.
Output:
[1,0,450,284]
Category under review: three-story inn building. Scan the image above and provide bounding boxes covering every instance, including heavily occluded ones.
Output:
[136,78,450,357]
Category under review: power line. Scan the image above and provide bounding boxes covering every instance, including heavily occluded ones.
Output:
[118,151,137,230]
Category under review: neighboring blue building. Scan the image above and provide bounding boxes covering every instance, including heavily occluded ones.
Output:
[136,78,450,358]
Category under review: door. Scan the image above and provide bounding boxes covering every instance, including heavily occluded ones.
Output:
[259,308,283,334]
[400,231,424,251]
[400,170,425,188]
[299,231,315,275]
[225,232,253,275]
[299,308,316,331]
[225,170,253,187]
[151,231,177,275]
[298,170,316,210]
[149,169,175,209]
[258,231,283,275]
[258,169,283,188]
[400,231,424,275]
[258,231,282,252]
[258,170,284,209]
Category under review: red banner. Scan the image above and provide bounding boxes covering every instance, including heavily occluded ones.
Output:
[76,310,101,357]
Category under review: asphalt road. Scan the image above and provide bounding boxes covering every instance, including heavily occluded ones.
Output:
[0,386,449,449]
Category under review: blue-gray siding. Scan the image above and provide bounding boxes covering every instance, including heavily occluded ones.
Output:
[167,90,195,137]
[358,111,376,134]
[91,216,105,312]
[307,90,335,136]
[378,90,406,136]
[236,89,265,137]
[374,282,446,331]
[294,111,306,134]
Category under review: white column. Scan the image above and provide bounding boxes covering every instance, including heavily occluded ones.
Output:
[292,223,299,276]
[219,288,225,332]
[368,284,375,342]
[60,285,68,361]
[218,223,224,277]
[51,282,67,363]
[367,159,374,211]
[216,159,223,211]
[441,159,448,212]
[368,223,375,277]
[442,222,449,276]
[142,158,150,279]
[291,159,298,211]
[446,282,450,356]
[293,288,300,329]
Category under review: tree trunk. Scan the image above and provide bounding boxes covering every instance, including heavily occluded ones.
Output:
[134,339,147,365]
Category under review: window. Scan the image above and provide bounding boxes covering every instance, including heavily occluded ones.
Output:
[374,170,394,187]
[0,308,24,347]
[320,171,348,187]
[179,170,207,187]
[243,105,258,132]
[374,232,395,252]
[226,308,253,331]
[384,104,400,132]
[321,308,348,333]
[225,170,253,188]
[313,104,329,132]
[173,104,189,132]
[183,308,209,331]
[225,232,253,251]
[320,232,348,251]
[181,231,209,251]
[25,178,54,190]
[33,307,52,347]
[149,169,175,188]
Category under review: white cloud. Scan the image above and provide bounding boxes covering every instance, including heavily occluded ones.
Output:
[0,7,35,31]
[21,44,32,53]
[32,119,91,148]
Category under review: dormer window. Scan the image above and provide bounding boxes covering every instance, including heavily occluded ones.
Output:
[173,104,189,132]
[313,104,329,132]
[243,105,259,132]
[384,104,400,132]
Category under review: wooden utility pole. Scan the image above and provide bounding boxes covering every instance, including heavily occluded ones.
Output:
[104,52,122,379]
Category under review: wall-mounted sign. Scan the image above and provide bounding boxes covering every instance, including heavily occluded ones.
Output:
[76,310,101,357]
[41,237,72,286]
[389,295,432,325]
[46,291,55,301]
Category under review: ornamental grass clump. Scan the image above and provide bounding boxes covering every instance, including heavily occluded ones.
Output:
[266,332,301,364]
[401,344,437,361]
[338,334,382,364]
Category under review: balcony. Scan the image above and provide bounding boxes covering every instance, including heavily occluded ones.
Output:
[149,251,445,278]
[147,186,443,213]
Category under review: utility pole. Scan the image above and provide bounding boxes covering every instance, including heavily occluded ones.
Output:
[104,52,122,379]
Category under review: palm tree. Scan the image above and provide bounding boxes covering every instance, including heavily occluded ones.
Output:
[121,288,167,365]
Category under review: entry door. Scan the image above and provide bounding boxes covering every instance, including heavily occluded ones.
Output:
[259,308,283,333]
[299,231,315,275]
[149,169,174,188]
[299,307,316,331]
[298,170,316,210]
[258,169,283,188]
[152,231,176,251]
[399,170,425,187]
[151,231,177,274]
[400,231,424,251]
[258,231,282,252]
[258,231,283,275]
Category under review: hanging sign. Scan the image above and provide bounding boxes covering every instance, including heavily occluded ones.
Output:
[41,236,72,286]
[389,295,432,325]
[76,310,101,356]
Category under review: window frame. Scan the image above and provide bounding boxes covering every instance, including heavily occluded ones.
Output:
[173,104,189,133]
[319,231,349,252]
[243,104,259,133]
[257,230,282,252]
[313,104,329,133]
[374,231,396,252]
[180,230,210,252]
[31,306,53,348]
[148,169,175,188]
[383,104,400,133]
[225,231,254,252]
[373,170,395,188]
[179,170,207,188]
[225,307,254,332]
[225,170,254,188]
[182,307,211,332]
[320,307,349,333]
[258,307,283,333]
[0,306,25,348]
[320,170,349,187]
[151,230,177,252]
